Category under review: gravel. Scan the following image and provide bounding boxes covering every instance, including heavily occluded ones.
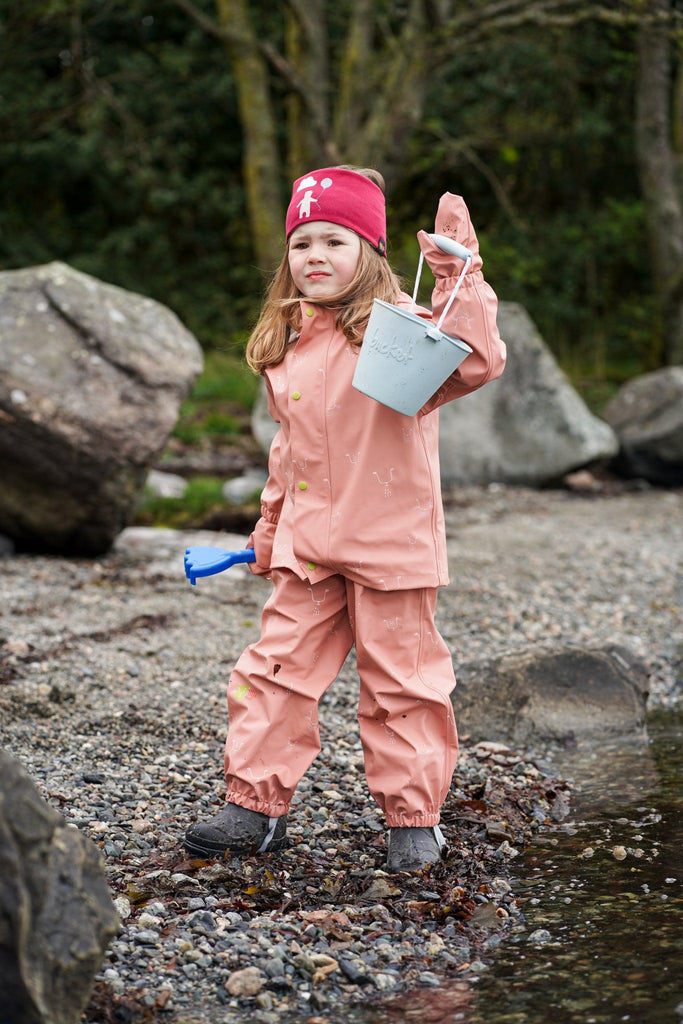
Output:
[0,483,680,1022]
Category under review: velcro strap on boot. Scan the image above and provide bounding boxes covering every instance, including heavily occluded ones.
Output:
[257,816,280,852]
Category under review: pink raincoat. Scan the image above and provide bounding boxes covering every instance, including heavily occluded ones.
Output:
[249,193,506,588]
[224,193,506,827]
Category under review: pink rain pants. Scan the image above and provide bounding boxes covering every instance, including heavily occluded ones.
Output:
[224,569,458,827]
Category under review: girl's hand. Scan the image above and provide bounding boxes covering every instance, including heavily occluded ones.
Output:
[247,518,277,578]
[417,193,484,279]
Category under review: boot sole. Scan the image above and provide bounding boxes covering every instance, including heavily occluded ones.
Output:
[183,833,288,859]
[386,853,441,872]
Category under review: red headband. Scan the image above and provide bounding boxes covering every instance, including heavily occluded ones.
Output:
[285,167,387,257]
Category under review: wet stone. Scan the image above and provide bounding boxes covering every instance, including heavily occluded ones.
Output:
[263,957,285,978]
[418,972,441,987]
[374,973,397,990]
[187,910,217,933]
[137,913,161,929]
[338,958,369,984]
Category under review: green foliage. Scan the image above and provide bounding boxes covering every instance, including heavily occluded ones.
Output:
[172,408,241,445]
[189,350,259,405]
[0,2,666,389]
[172,349,258,443]
[391,22,658,391]
[0,0,262,347]
[134,475,225,528]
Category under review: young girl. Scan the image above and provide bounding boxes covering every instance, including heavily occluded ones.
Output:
[185,165,506,871]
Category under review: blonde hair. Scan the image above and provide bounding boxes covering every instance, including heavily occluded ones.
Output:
[246,166,402,374]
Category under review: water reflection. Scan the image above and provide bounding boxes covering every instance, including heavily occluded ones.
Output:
[469,710,681,1024]
[348,710,682,1024]
[550,727,662,815]
[349,980,473,1022]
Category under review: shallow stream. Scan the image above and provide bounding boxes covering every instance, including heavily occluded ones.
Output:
[351,709,682,1024]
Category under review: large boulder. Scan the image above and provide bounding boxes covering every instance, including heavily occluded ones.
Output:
[250,302,618,485]
[437,303,618,484]
[0,262,203,554]
[453,644,649,745]
[0,749,118,1024]
[602,366,683,485]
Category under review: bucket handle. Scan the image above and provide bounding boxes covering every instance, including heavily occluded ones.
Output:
[410,233,473,331]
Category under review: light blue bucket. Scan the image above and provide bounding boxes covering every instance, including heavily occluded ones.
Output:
[352,233,474,416]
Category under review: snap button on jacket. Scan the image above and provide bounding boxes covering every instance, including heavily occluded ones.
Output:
[249,193,507,591]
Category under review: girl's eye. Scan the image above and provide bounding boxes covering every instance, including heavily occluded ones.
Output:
[328,239,342,246]
[292,242,308,250]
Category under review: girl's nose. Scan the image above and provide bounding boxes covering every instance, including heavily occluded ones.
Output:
[307,246,325,263]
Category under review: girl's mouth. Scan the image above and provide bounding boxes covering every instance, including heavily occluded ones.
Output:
[306,272,331,280]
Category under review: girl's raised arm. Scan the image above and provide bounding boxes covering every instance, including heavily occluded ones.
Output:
[416,193,506,414]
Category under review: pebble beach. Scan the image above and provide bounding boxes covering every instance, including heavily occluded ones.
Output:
[1,483,680,1023]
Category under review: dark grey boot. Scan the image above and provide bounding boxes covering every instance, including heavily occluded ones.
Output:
[386,825,445,872]
[184,802,288,859]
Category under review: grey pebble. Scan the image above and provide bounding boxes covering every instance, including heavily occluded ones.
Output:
[469,959,489,971]
[263,958,285,978]
[145,901,168,917]
[338,958,368,984]
[187,911,217,933]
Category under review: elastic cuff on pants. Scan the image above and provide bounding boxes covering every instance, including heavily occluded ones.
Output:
[385,812,441,827]
[225,789,289,818]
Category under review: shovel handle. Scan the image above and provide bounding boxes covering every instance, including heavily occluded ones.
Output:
[430,233,473,262]
[184,546,256,585]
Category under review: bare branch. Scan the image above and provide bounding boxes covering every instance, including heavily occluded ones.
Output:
[438,0,681,53]
[421,122,527,230]
[173,0,326,138]
[259,39,310,97]
[459,145,529,232]
[173,0,233,43]
[284,0,318,42]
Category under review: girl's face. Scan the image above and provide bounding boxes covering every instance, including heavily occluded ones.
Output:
[288,221,362,300]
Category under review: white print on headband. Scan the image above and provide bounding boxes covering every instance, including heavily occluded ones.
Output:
[297,177,333,219]
[297,175,318,191]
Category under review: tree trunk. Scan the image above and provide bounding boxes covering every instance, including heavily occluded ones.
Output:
[338,0,430,189]
[285,1,336,177]
[635,0,683,365]
[216,0,284,274]
[332,0,372,158]
[674,48,683,205]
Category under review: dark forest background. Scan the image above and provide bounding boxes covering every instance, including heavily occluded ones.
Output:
[1,0,681,413]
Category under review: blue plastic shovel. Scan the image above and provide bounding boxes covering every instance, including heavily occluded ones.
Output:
[184,546,256,585]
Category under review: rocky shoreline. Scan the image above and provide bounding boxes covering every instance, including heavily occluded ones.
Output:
[1,484,680,1022]
[83,735,570,1023]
